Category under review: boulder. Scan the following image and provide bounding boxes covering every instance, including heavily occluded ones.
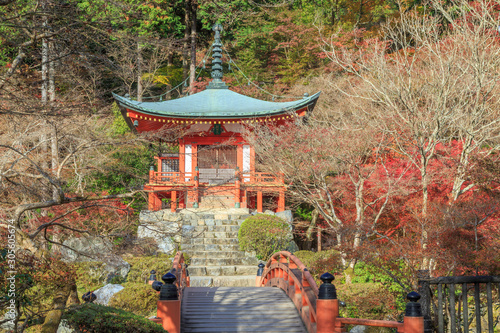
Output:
[60,237,113,262]
[137,221,178,255]
[276,210,293,223]
[350,326,367,333]
[57,319,74,333]
[93,284,124,306]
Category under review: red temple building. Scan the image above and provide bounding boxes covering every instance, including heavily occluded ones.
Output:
[114,24,320,213]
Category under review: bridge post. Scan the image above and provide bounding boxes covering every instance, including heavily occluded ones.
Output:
[148,270,157,285]
[403,292,424,333]
[152,272,181,333]
[256,263,265,287]
[317,273,343,333]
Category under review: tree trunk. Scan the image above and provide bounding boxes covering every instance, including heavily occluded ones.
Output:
[305,208,319,249]
[137,41,143,101]
[183,0,190,88]
[189,1,197,93]
[40,284,71,333]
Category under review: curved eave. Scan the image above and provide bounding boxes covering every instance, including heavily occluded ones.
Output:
[112,91,321,119]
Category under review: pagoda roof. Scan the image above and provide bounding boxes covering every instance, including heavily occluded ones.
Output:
[113,89,320,119]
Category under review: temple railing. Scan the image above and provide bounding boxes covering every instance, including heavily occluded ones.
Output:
[149,172,195,185]
[256,251,424,333]
[149,170,284,186]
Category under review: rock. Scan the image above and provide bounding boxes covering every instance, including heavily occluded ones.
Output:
[0,317,14,332]
[286,240,300,253]
[60,236,113,262]
[350,326,367,333]
[276,210,293,223]
[57,319,74,333]
[137,219,179,255]
[101,255,130,282]
[139,210,164,223]
[94,284,124,306]
[60,236,130,282]
[264,210,275,216]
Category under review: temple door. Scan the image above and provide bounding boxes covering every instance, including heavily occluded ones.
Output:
[197,145,237,184]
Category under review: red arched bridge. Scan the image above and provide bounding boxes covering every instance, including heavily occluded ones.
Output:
[149,251,424,333]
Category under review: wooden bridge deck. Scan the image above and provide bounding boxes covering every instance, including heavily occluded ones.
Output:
[181,287,308,333]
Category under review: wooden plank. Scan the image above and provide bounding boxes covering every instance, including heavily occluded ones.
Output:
[438,283,444,333]
[474,283,481,333]
[428,276,500,284]
[487,282,493,333]
[449,283,456,333]
[462,283,468,333]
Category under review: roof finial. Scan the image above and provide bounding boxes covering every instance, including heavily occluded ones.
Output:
[208,23,228,89]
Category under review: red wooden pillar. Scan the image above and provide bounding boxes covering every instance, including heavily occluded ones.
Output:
[317,299,340,333]
[257,191,263,213]
[277,189,285,212]
[234,168,241,208]
[149,192,161,211]
[157,300,181,333]
[171,191,177,213]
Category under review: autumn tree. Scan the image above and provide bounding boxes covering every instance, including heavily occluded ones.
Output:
[322,0,500,272]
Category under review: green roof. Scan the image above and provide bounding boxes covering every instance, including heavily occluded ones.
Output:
[113,89,320,119]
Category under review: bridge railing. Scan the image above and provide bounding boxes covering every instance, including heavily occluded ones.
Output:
[257,251,424,333]
[149,251,188,333]
[257,251,319,332]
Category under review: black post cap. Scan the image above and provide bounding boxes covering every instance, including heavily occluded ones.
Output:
[162,272,177,285]
[152,281,163,292]
[405,291,422,317]
[318,272,337,300]
[320,272,335,284]
[257,263,265,276]
[149,270,157,282]
[82,291,96,303]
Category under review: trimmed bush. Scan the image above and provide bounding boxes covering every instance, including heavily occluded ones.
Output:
[125,254,173,283]
[108,282,159,316]
[238,214,291,260]
[63,303,166,333]
[294,250,342,282]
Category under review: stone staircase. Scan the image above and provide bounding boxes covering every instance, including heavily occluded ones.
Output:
[180,208,259,287]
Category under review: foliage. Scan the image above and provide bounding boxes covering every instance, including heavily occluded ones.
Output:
[108,282,159,316]
[238,214,291,260]
[337,282,404,321]
[294,250,342,281]
[73,261,108,294]
[125,254,173,284]
[0,248,76,328]
[62,303,167,333]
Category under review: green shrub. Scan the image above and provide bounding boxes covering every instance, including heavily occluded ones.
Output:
[125,254,173,284]
[73,262,108,294]
[63,303,166,333]
[294,250,342,282]
[238,214,291,260]
[108,282,159,316]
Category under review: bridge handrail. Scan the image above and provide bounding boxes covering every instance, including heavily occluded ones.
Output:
[171,251,189,300]
[257,251,319,333]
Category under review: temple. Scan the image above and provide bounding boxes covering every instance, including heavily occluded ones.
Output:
[113,24,320,213]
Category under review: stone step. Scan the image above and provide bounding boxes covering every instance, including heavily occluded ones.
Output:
[201,231,239,239]
[184,238,240,245]
[191,225,241,232]
[186,250,255,259]
[189,275,256,287]
[182,243,241,252]
[189,265,258,277]
[191,257,259,266]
